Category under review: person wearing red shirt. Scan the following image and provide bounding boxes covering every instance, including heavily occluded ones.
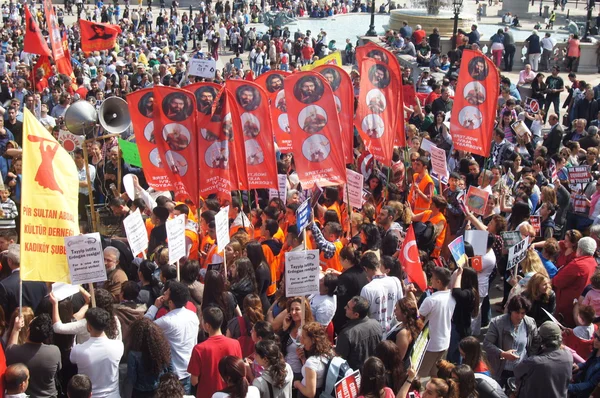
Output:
[75,76,88,99]
[301,43,314,66]
[188,307,243,398]
[412,25,426,45]
[34,69,49,93]
[553,237,598,327]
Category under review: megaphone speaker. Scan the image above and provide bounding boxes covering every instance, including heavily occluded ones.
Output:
[99,97,132,134]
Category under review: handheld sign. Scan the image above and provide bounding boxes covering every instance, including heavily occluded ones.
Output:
[506,236,529,271]
[410,323,431,372]
[64,232,107,285]
[335,370,361,398]
[465,186,490,216]
[464,230,489,256]
[188,58,217,78]
[269,174,288,202]
[345,169,364,210]
[530,215,541,237]
[448,236,468,268]
[430,145,449,181]
[123,209,149,256]
[51,282,81,301]
[166,214,186,264]
[501,231,522,249]
[285,250,320,297]
[568,166,592,184]
[296,199,311,233]
[215,206,230,251]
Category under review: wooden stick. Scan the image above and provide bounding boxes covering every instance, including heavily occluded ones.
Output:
[19,279,22,319]
[300,296,306,328]
[223,251,228,283]
[82,144,97,232]
[176,260,180,281]
[89,283,96,308]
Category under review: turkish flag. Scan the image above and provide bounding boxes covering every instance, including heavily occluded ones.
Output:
[24,5,51,56]
[399,225,426,291]
[79,19,122,53]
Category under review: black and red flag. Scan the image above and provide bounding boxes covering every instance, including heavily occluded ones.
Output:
[24,5,51,56]
[79,19,122,53]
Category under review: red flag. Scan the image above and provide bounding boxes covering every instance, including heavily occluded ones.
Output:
[34,55,52,79]
[24,5,51,56]
[255,71,292,152]
[450,49,500,157]
[284,71,347,189]
[79,19,122,53]
[127,88,174,192]
[44,0,73,77]
[399,225,426,291]
[225,80,278,189]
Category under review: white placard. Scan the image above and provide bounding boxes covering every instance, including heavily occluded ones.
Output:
[215,206,230,251]
[64,232,107,285]
[542,308,565,329]
[51,282,81,301]
[166,214,186,264]
[464,230,489,256]
[123,209,149,256]
[506,236,529,270]
[430,145,449,180]
[269,174,288,202]
[0,55,6,76]
[188,58,217,78]
[123,174,136,202]
[420,138,435,153]
[285,250,320,297]
[345,169,364,209]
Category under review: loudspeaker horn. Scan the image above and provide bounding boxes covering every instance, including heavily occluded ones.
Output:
[99,97,132,134]
[65,100,98,136]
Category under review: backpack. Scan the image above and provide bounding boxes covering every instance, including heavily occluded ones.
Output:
[319,356,353,398]
[237,316,255,358]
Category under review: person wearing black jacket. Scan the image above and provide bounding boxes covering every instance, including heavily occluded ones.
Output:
[543,114,564,157]
[448,266,480,364]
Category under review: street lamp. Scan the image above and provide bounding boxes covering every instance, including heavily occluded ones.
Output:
[452,0,464,48]
[366,0,377,36]
[582,0,595,42]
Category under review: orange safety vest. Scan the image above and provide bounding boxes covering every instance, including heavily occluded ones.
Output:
[185,228,200,260]
[409,173,434,213]
[319,240,344,272]
[274,227,285,243]
[262,243,279,296]
[202,243,222,269]
[421,210,447,258]
[328,202,342,223]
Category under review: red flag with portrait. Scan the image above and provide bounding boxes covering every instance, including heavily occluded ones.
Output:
[225,80,278,189]
[450,49,499,157]
[79,19,122,53]
[284,71,347,189]
[44,0,73,78]
[313,65,354,165]
[24,5,51,56]
[127,88,174,192]
[152,86,199,204]
[255,71,292,153]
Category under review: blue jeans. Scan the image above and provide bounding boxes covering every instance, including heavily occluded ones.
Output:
[180,376,192,395]
[447,323,461,364]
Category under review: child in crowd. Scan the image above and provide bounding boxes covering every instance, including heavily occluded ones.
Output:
[0,188,18,229]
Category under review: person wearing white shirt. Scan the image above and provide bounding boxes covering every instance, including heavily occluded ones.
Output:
[145,281,199,394]
[70,308,124,398]
[471,241,497,336]
[417,267,457,378]
[310,274,337,327]
[360,252,403,337]
[540,33,556,72]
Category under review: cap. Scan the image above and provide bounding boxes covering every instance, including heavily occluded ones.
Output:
[116,60,125,67]
[538,321,561,342]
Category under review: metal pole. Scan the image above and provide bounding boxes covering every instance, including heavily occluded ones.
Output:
[366,0,377,36]
[582,0,593,41]
[452,11,459,48]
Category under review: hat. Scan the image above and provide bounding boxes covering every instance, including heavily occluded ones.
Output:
[116,60,125,67]
[538,321,562,344]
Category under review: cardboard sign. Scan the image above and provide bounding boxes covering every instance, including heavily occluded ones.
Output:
[464,230,489,256]
[410,323,431,372]
[188,58,217,78]
[568,166,592,184]
[506,236,530,270]
[118,138,142,167]
[123,209,149,256]
[166,214,186,264]
[335,370,361,398]
[345,169,364,210]
[420,137,435,153]
[58,130,84,154]
[465,185,490,216]
[430,145,449,180]
[64,232,107,285]
[511,120,531,138]
[530,215,541,237]
[269,173,288,202]
[215,206,230,251]
[51,282,81,301]
[502,231,522,249]
[285,250,320,297]
[448,236,468,268]
[296,199,311,233]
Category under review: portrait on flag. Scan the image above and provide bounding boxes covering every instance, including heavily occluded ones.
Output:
[255,71,292,152]
[79,19,122,52]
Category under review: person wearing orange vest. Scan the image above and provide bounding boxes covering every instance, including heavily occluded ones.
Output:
[202,220,222,269]
[261,219,283,297]
[262,206,285,243]
[229,196,251,237]
[412,195,448,258]
[309,221,344,273]
[199,210,217,266]
[173,203,200,260]
[408,156,435,214]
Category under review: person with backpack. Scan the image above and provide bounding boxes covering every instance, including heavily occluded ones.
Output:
[253,340,294,398]
[294,322,335,398]
[227,294,264,358]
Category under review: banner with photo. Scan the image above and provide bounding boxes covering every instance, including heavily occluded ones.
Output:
[450,49,499,157]
[44,0,73,77]
[79,19,122,53]
[152,86,199,204]
[314,65,354,164]
[225,80,278,189]
[254,71,292,152]
[127,88,174,192]
[284,71,347,189]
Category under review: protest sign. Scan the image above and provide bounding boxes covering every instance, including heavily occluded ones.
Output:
[285,250,320,297]
[335,370,361,398]
[530,215,541,236]
[166,214,186,264]
[511,120,531,139]
[502,231,522,249]
[568,166,592,184]
[51,282,81,301]
[188,58,217,78]
[0,55,5,75]
[525,97,540,113]
[410,323,431,372]
[296,199,311,233]
[123,209,149,256]
[464,230,489,256]
[58,130,84,154]
[64,232,107,285]
[465,186,490,216]
[542,308,565,329]
[420,138,435,153]
[269,174,288,201]
[118,138,142,167]
[345,169,364,210]
[448,236,468,268]
[215,206,230,251]
[301,51,343,71]
[430,145,449,180]
[507,237,529,270]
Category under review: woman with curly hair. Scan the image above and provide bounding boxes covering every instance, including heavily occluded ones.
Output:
[294,321,334,398]
[127,317,172,397]
[156,373,185,398]
[50,288,121,343]
[375,340,406,394]
[253,340,293,397]
[387,297,424,366]
[227,294,264,357]
[230,258,258,311]
[213,356,260,398]
[278,297,314,380]
[3,307,34,345]
[522,273,556,326]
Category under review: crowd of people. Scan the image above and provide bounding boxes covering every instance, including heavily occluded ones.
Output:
[2,0,600,397]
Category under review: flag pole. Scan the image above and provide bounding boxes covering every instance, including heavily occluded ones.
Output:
[19,279,22,319]
[176,259,180,281]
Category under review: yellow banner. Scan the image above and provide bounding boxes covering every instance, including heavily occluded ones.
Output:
[301,51,343,71]
[20,108,79,283]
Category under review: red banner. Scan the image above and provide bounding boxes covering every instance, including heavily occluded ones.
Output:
[127,89,174,192]
[284,72,347,189]
[354,57,398,166]
[357,43,405,148]
[225,80,278,189]
[450,49,499,157]
[152,87,199,204]
[187,82,235,202]
[24,5,51,56]
[44,0,73,77]
[79,19,121,53]
[255,71,292,153]
[313,65,354,165]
